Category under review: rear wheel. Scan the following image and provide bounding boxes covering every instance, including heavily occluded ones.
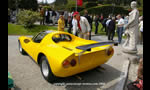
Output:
[40,56,57,83]
[18,41,27,55]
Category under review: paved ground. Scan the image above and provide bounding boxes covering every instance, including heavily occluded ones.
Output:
[8,35,143,90]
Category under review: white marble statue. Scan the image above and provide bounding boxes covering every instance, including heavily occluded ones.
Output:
[122,1,139,53]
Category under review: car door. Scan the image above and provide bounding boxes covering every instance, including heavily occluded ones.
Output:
[25,32,48,60]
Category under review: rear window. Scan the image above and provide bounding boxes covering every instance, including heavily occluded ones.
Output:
[52,34,72,43]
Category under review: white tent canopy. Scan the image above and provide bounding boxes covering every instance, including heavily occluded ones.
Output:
[37,0,56,4]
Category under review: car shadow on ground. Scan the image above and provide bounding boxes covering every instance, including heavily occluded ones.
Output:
[52,64,121,90]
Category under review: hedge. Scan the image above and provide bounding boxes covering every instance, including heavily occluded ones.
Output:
[80,5,129,18]
[67,6,85,12]
[83,2,98,8]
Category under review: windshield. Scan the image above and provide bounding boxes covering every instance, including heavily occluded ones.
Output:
[32,30,54,43]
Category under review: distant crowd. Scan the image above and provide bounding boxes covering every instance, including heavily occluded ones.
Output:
[50,9,143,44]
[8,8,143,44]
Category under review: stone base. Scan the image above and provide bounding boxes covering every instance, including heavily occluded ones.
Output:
[122,52,140,64]
[122,48,137,54]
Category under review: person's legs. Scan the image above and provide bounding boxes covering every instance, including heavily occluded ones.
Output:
[65,19,68,27]
[111,30,115,41]
[117,27,121,44]
[75,32,78,36]
[89,30,91,40]
[79,32,84,38]
[45,16,48,24]
[95,24,98,34]
[68,25,72,34]
[43,16,45,25]
[83,33,89,40]
[52,16,55,25]
[106,27,108,35]
[108,29,111,40]
[119,27,123,43]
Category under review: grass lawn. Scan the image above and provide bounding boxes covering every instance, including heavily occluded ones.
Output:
[8,23,125,38]
[8,24,58,36]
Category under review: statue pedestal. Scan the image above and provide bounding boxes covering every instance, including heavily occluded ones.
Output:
[122,49,140,64]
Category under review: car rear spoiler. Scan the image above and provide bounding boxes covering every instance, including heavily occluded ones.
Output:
[76,41,118,64]
[76,41,118,51]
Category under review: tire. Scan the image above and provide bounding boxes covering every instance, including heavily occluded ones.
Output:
[40,56,57,83]
[18,41,27,55]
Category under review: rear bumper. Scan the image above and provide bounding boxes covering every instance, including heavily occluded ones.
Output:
[53,50,113,77]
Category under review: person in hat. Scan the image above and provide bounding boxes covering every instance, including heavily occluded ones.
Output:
[72,11,91,40]
[58,15,65,31]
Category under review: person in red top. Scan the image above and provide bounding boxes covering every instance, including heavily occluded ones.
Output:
[72,11,91,40]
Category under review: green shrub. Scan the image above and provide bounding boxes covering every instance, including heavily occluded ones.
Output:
[43,6,51,10]
[80,5,129,17]
[16,10,42,28]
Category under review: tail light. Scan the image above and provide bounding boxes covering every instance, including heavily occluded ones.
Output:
[62,60,70,68]
[106,47,114,56]
[70,59,76,66]
[62,59,77,68]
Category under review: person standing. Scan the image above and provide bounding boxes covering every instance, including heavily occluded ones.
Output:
[64,11,68,27]
[52,9,56,25]
[123,16,129,33]
[45,8,50,25]
[40,8,45,25]
[58,15,65,31]
[72,15,78,36]
[106,16,111,35]
[84,10,92,40]
[101,18,107,32]
[107,17,116,41]
[116,14,124,44]
[67,16,73,34]
[94,15,100,34]
[72,11,91,40]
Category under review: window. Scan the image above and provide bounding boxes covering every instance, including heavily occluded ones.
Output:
[52,34,72,43]
[32,32,48,43]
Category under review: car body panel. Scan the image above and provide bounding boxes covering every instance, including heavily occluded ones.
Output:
[18,30,114,77]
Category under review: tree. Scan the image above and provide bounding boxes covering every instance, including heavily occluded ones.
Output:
[18,0,38,11]
[8,0,17,10]
[54,0,68,6]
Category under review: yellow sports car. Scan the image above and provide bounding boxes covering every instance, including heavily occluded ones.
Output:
[18,30,116,83]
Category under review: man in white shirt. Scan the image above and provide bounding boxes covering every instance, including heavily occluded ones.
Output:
[72,12,91,40]
[116,14,124,44]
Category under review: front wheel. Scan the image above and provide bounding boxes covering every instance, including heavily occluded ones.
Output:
[18,41,27,55]
[40,56,57,83]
